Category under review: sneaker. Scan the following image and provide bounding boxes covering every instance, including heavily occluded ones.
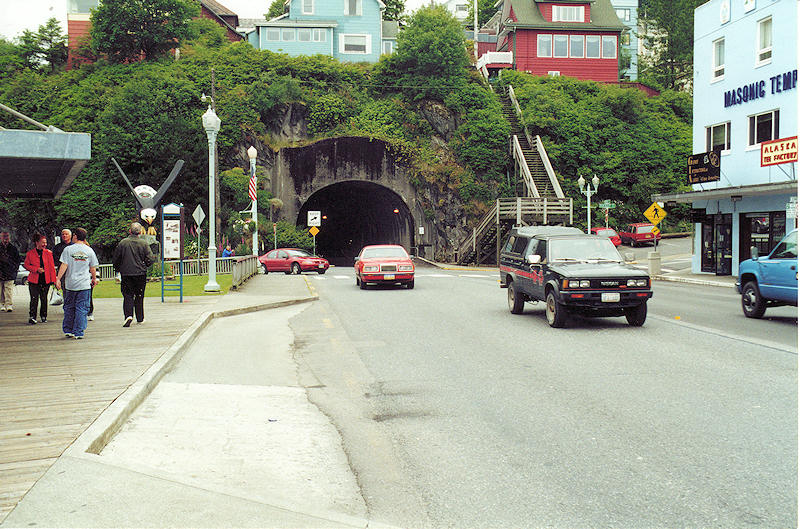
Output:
[65,333,74,338]
[87,314,94,321]
[0,306,5,312]
[123,316,133,327]
[74,335,84,340]
[28,318,37,325]
[136,319,144,325]
[40,317,47,323]
[6,306,12,312]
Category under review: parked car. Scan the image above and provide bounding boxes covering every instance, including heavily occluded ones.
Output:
[737,229,797,318]
[354,244,415,289]
[619,223,661,247]
[258,248,329,275]
[591,227,622,246]
[15,264,29,285]
[499,226,652,327]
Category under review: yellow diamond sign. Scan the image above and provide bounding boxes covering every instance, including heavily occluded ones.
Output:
[309,226,320,237]
[651,226,660,237]
[644,202,667,225]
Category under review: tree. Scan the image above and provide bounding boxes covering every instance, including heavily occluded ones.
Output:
[382,0,405,21]
[15,19,68,73]
[90,0,200,63]
[638,0,706,90]
[467,0,498,29]
[266,0,286,20]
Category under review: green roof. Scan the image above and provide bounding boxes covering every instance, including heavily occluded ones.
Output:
[502,0,624,31]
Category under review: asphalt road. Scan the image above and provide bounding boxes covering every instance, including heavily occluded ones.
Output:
[291,264,798,528]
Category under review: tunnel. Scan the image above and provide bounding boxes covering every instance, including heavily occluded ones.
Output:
[297,180,415,266]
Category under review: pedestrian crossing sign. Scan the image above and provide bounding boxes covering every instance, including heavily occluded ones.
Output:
[644,202,667,225]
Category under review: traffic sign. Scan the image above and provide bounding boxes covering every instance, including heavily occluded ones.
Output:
[644,202,667,225]
[308,211,321,227]
[192,204,205,226]
[598,200,616,209]
[651,226,661,236]
[309,226,320,237]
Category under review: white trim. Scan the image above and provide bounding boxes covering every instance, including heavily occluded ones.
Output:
[712,37,725,82]
[302,0,314,15]
[537,34,552,58]
[339,34,371,54]
[705,121,731,153]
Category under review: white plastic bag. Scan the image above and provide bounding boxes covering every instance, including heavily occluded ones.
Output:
[50,288,63,306]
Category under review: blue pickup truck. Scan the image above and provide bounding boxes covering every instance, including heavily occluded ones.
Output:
[736,229,798,318]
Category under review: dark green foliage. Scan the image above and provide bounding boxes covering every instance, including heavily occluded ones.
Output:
[308,93,357,135]
[90,0,200,62]
[382,0,405,21]
[266,0,286,20]
[467,0,498,29]
[186,18,230,50]
[261,221,314,253]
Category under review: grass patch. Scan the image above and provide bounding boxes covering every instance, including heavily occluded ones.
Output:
[93,274,233,298]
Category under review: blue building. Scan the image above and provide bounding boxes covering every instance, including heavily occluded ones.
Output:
[655,0,797,276]
[610,0,639,80]
[243,0,398,63]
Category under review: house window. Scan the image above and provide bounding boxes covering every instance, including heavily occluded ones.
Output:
[706,122,731,152]
[553,35,568,58]
[303,0,313,15]
[313,28,326,42]
[383,41,393,54]
[456,4,468,12]
[748,110,779,146]
[298,29,311,42]
[266,28,280,41]
[569,35,583,58]
[585,35,600,58]
[341,34,368,53]
[345,0,362,16]
[552,5,584,22]
[537,34,552,57]
[282,29,295,41]
[615,8,630,22]
[712,38,724,80]
[601,36,617,58]
[757,17,772,65]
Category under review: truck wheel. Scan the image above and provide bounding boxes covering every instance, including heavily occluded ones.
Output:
[507,281,524,314]
[545,290,567,328]
[741,281,767,318]
[625,302,647,326]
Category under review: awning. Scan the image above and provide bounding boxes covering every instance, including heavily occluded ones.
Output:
[652,181,797,204]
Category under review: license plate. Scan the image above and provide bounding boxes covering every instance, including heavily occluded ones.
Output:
[384,274,395,280]
[601,292,620,302]
[318,264,324,268]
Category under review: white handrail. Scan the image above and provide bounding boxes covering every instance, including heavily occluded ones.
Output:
[506,85,534,146]
[512,135,539,198]
[535,135,565,198]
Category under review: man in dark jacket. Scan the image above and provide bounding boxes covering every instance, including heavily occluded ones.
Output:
[113,222,155,327]
[53,228,72,265]
[0,230,21,312]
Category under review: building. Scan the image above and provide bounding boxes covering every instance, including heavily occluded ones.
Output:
[240,0,398,63]
[654,0,797,277]
[494,0,625,82]
[442,0,471,22]
[609,0,638,80]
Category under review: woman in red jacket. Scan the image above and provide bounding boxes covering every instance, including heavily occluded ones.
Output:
[24,233,57,324]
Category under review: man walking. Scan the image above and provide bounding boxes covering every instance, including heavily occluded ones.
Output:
[0,230,21,312]
[53,228,72,265]
[55,228,98,339]
[113,222,155,327]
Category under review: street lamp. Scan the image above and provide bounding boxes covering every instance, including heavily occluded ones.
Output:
[247,145,258,257]
[577,174,600,234]
[202,105,221,292]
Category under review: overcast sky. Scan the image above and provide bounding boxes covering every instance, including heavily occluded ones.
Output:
[0,0,434,41]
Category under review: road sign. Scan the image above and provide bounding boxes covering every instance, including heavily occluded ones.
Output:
[308,211,321,227]
[308,226,320,237]
[192,204,205,226]
[787,197,798,219]
[651,226,661,236]
[598,200,616,209]
[644,202,667,225]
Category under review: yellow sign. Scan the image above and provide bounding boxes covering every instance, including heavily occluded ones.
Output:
[309,226,320,237]
[651,226,660,236]
[644,202,667,225]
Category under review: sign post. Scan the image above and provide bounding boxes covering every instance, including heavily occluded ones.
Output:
[192,204,205,262]
[643,202,667,251]
[161,203,184,303]
[309,226,320,255]
[598,200,615,228]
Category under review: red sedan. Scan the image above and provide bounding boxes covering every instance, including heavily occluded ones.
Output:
[355,245,415,289]
[591,227,622,246]
[259,248,329,274]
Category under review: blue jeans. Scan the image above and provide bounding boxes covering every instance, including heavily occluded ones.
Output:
[63,289,91,337]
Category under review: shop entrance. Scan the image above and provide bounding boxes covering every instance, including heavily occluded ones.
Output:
[700,214,732,275]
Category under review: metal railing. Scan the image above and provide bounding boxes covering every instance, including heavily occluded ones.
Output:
[96,257,237,281]
[231,255,259,289]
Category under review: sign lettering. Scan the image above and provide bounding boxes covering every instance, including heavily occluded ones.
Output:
[723,69,797,107]
[761,136,798,167]
[687,150,721,184]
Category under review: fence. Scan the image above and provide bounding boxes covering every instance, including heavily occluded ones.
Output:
[96,257,237,281]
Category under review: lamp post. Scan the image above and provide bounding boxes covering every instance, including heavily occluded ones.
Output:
[202,105,221,292]
[247,145,258,256]
[577,174,600,234]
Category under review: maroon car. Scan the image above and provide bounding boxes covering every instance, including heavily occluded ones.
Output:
[619,223,661,247]
[259,248,329,274]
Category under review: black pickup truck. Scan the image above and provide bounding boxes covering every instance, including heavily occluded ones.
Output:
[499,226,653,327]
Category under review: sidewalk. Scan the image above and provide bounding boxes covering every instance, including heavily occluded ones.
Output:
[0,274,318,526]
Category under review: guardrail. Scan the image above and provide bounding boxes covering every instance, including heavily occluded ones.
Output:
[534,135,565,198]
[507,84,534,147]
[96,257,237,281]
[231,255,259,289]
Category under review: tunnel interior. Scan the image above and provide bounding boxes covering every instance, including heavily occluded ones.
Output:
[297,181,414,266]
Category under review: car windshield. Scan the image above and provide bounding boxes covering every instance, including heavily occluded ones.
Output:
[596,229,617,237]
[361,247,408,259]
[286,250,312,257]
[636,225,655,234]
[550,238,622,262]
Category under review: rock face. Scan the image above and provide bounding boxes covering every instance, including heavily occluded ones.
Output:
[270,103,308,143]
[419,101,459,142]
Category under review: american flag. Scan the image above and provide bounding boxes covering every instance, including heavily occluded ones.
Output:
[248,166,257,202]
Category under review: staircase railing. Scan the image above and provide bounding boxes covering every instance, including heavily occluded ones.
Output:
[534,135,565,198]
[506,84,534,146]
[512,135,539,198]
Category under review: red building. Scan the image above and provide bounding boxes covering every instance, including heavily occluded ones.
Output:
[496,0,625,82]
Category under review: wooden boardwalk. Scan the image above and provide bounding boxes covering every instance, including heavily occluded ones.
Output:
[0,286,220,522]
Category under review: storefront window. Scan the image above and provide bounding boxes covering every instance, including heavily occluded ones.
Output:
[743,211,786,256]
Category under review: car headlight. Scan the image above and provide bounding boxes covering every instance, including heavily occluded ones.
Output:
[627,279,649,287]
[398,265,413,272]
[363,265,379,272]
[567,280,590,288]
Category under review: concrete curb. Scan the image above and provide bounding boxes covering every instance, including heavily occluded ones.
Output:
[652,275,735,289]
[65,295,319,458]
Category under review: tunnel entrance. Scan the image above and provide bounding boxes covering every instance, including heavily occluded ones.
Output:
[297,181,414,266]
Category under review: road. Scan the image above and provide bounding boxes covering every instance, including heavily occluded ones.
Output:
[291,263,797,528]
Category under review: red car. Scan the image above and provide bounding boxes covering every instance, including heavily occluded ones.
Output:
[591,227,622,246]
[259,248,329,274]
[619,223,661,247]
[354,244,415,289]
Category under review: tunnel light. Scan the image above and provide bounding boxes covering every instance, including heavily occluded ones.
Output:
[393,208,399,214]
